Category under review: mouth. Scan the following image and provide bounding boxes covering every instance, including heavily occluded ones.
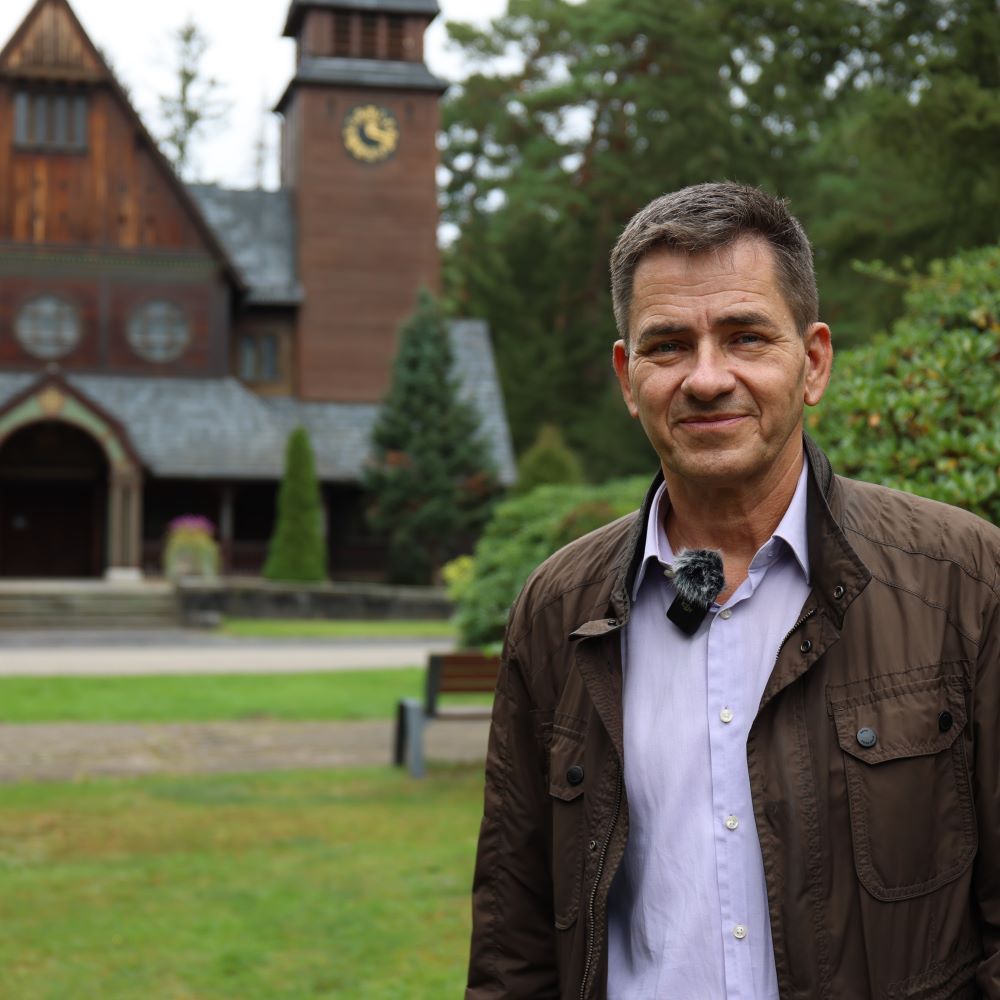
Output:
[677,414,749,431]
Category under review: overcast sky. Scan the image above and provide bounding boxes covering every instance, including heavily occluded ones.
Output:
[0,0,508,188]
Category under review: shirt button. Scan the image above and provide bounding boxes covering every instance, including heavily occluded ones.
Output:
[733,925,748,940]
[720,708,734,724]
[725,815,739,831]
[719,609,733,620]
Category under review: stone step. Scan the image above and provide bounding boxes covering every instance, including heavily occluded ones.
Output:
[0,585,180,630]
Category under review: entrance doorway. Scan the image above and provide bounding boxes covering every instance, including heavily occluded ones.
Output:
[0,422,108,578]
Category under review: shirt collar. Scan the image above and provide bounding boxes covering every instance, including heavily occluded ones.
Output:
[631,457,811,601]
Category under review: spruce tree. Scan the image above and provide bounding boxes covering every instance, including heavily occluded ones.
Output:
[515,424,585,494]
[365,290,497,584]
[263,426,327,582]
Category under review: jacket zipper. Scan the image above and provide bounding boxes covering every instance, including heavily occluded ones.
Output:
[579,762,623,1000]
[774,608,816,670]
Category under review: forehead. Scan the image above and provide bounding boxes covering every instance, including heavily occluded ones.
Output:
[629,238,794,332]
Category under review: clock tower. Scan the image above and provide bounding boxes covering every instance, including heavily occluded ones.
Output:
[277,0,446,402]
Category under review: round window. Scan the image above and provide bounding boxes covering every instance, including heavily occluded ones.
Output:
[128,301,190,363]
[15,296,81,359]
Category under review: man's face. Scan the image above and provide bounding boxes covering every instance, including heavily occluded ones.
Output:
[612,238,832,489]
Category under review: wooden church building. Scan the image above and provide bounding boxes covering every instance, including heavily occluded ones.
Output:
[0,0,515,579]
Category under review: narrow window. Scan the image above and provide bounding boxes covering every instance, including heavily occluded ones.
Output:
[333,12,352,57]
[32,94,48,145]
[239,335,258,381]
[259,334,278,381]
[73,94,88,149]
[14,92,29,145]
[360,13,378,58]
[53,95,68,146]
[388,17,405,60]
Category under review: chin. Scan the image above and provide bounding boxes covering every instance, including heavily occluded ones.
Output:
[663,445,768,485]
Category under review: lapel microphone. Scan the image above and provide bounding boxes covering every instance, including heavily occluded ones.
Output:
[665,549,725,635]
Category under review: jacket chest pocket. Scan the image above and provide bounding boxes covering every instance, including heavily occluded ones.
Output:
[548,724,587,930]
[828,671,976,901]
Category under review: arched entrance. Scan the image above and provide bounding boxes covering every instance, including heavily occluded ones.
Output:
[0,422,108,577]
[0,377,144,579]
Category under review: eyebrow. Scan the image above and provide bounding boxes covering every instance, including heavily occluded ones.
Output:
[634,310,779,346]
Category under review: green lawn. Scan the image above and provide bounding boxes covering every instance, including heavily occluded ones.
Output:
[220,618,457,639]
[0,766,484,999]
[0,670,493,724]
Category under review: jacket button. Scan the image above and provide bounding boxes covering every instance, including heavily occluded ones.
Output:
[607,618,618,627]
[567,765,585,786]
[857,727,877,748]
[938,711,953,732]
[833,585,846,599]
[588,839,598,851]
[799,640,812,653]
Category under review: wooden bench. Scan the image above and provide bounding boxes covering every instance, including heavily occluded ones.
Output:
[393,651,500,778]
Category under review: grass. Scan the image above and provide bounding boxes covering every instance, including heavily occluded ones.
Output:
[0,766,484,999]
[220,618,457,639]
[0,669,491,724]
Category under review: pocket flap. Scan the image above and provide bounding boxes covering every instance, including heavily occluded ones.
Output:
[548,726,586,802]
[830,675,966,765]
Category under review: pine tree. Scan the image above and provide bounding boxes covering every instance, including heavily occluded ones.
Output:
[264,427,327,583]
[365,290,497,584]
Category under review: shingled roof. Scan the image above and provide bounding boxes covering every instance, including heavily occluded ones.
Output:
[0,321,517,485]
[187,185,303,307]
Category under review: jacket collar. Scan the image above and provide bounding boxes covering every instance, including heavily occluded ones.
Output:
[604,434,871,628]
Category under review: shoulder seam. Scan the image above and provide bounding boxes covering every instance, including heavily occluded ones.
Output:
[508,570,618,655]
[866,572,981,648]
[843,523,1000,601]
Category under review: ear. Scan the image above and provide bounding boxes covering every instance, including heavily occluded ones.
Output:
[803,323,833,407]
[613,340,639,418]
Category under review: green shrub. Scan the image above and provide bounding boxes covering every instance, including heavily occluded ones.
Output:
[163,516,219,580]
[453,477,649,649]
[514,424,585,493]
[812,244,1000,524]
[264,427,327,583]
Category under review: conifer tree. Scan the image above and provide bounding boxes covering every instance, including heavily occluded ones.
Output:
[365,290,497,584]
[264,426,327,582]
[515,424,585,494]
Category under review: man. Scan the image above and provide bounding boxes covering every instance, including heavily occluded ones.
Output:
[466,182,1000,999]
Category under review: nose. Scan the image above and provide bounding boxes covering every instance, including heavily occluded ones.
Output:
[681,342,738,401]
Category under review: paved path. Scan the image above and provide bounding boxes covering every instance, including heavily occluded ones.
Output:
[0,632,453,676]
[0,718,490,782]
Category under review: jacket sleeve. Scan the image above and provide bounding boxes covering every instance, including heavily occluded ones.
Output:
[975,589,1000,996]
[466,631,558,999]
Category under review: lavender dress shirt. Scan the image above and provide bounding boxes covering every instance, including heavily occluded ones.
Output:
[607,460,811,999]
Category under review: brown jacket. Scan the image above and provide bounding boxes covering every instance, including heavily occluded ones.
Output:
[467,439,1000,999]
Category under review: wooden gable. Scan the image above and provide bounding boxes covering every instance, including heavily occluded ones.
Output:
[0,0,242,288]
[0,0,105,82]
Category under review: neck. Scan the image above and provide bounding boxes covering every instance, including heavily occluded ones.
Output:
[663,442,804,601]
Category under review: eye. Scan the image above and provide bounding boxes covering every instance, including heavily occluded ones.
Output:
[648,340,685,355]
[733,332,764,346]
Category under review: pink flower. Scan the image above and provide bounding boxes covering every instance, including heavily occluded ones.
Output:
[167,515,216,537]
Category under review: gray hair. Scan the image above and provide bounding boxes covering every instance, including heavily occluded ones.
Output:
[610,182,818,346]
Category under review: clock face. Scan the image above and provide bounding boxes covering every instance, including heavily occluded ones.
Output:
[342,104,400,164]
